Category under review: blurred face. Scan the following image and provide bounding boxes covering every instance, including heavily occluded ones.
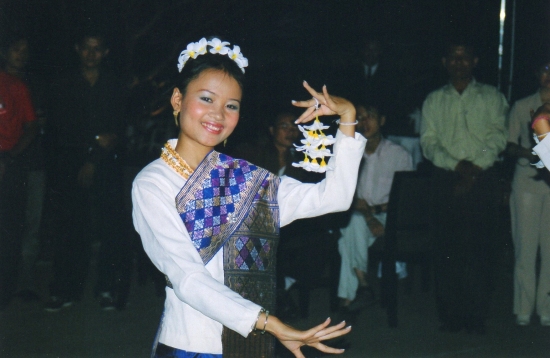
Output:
[356,105,385,140]
[76,37,108,69]
[270,114,299,150]
[6,39,29,71]
[443,45,478,81]
[173,69,242,151]
[363,41,381,66]
[539,63,550,89]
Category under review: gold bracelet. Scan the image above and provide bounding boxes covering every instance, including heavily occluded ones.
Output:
[261,310,270,334]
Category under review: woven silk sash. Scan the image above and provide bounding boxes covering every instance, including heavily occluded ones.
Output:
[175,151,280,357]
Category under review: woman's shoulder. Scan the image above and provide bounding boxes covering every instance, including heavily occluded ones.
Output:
[133,158,180,191]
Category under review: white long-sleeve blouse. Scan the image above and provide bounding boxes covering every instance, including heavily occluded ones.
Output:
[131,130,366,354]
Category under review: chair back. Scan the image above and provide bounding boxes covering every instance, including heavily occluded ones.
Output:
[385,171,432,253]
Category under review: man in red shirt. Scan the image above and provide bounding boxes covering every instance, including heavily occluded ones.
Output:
[0,68,38,310]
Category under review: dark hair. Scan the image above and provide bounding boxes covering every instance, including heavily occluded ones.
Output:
[75,27,108,49]
[353,99,385,117]
[177,52,245,96]
[268,110,298,128]
[444,37,477,58]
[359,104,383,120]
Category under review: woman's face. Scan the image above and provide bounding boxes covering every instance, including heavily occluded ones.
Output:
[174,69,242,151]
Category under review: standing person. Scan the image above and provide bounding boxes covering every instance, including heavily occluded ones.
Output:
[420,40,508,334]
[507,60,550,326]
[4,34,47,301]
[132,37,364,357]
[337,104,412,312]
[44,31,127,311]
[0,38,38,310]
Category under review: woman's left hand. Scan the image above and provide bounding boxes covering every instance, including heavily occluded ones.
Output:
[264,315,351,358]
[292,81,356,125]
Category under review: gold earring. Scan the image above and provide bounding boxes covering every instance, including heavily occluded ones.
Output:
[173,110,179,126]
[224,138,227,147]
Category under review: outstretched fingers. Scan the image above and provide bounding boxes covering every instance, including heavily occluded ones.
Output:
[293,105,317,124]
[308,342,347,355]
[293,81,340,124]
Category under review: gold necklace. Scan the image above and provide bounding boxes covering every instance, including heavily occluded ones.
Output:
[161,142,194,179]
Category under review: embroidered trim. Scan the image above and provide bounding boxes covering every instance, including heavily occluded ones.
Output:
[161,142,194,179]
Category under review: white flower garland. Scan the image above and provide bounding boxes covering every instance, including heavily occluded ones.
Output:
[177,38,248,73]
[292,117,336,173]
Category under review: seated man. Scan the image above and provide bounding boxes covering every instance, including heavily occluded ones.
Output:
[337,104,413,311]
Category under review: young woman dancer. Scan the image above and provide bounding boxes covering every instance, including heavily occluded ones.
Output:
[132,38,366,357]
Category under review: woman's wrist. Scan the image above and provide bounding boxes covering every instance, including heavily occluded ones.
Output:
[338,108,356,124]
[255,312,282,337]
[338,108,357,137]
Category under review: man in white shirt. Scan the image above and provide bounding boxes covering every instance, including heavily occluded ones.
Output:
[337,104,412,311]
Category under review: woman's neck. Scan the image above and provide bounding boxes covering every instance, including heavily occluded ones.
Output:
[174,138,212,170]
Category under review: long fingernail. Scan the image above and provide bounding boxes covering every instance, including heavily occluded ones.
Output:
[303,80,308,84]
[291,100,297,103]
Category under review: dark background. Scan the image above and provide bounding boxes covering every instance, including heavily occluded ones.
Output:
[2,0,549,140]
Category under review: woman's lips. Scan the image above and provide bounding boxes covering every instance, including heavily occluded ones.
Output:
[202,122,223,134]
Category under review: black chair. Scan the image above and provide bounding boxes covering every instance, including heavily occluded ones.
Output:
[377,170,433,327]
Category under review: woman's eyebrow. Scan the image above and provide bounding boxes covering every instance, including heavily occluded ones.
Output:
[198,89,241,103]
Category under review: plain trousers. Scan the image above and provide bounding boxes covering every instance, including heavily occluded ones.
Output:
[48,151,126,301]
[0,158,27,307]
[431,166,500,328]
[337,211,385,301]
[510,189,550,318]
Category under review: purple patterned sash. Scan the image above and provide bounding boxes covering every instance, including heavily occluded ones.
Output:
[175,150,280,356]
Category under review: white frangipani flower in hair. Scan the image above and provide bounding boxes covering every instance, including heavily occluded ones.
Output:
[178,39,207,72]
[178,37,244,73]
[177,52,189,72]
[208,38,230,54]
[194,38,208,56]
[228,45,248,72]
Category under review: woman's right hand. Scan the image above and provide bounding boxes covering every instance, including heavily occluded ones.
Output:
[259,314,351,358]
[292,81,356,137]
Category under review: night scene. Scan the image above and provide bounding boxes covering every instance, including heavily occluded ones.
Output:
[1,0,550,357]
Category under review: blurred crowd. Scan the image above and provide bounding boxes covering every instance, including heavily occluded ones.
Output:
[1,24,550,337]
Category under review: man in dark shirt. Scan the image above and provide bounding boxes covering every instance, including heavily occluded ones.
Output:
[44,32,127,311]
